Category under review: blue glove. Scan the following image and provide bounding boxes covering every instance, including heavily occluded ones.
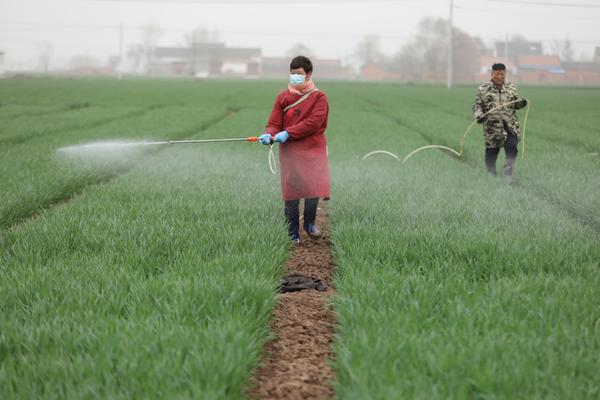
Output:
[259,133,272,145]
[273,130,289,144]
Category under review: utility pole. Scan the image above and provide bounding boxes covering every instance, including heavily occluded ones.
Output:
[118,24,124,80]
[447,0,454,88]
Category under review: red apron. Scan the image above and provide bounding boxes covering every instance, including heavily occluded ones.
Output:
[265,90,331,201]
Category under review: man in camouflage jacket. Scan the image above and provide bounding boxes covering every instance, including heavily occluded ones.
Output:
[473,63,528,180]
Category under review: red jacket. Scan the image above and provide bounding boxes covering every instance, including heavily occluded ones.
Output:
[266,89,331,201]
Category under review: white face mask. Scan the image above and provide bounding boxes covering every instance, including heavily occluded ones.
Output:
[289,74,305,86]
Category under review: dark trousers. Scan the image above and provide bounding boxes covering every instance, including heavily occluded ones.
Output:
[485,131,518,176]
[284,198,319,238]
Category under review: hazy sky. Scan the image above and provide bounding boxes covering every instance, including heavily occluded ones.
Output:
[1,0,600,70]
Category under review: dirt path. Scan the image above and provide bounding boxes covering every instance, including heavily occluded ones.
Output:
[248,205,336,400]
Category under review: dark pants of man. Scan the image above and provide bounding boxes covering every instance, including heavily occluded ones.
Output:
[284,198,319,239]
[485,131,518,177]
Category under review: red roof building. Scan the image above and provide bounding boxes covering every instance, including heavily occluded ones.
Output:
[563,62,600,86]
[518,55,565,84]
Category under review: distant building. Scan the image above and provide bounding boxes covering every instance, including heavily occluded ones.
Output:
[563,62,600,85]
[518,55,564,84]
[151,43,261,78]
[360,62,403,81]
[69,55,101,76]
[221,47,261,76]
[315,59,348,80]
[0,51,5,77]
[478,57,518,82]
[262,57,347,80]
[495,41,542,60]
[261,57,288,78]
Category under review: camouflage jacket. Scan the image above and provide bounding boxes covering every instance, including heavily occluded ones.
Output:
[473,81,527,148]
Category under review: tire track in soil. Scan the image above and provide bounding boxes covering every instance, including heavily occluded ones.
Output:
[248,205,336,400]
[2,108,239,231]
[362,99,600,234]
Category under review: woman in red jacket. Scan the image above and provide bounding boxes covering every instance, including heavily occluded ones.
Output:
[259,56,331,244]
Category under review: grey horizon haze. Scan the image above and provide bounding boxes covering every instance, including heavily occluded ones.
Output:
[1,0,599,71]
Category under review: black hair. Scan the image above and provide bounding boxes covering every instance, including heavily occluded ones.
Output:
[290,56,313,74]
[492,63,506,71]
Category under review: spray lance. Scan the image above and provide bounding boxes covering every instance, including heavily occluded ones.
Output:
[163,136,279,174]
[139,136,261,145]
[57,135,279,174]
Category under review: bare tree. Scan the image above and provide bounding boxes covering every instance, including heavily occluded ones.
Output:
[141,22,162,74]
[355,35,384,67]
[452,26,482,81]
[396,17,480,82]
[396,42,424,82]
[506,34,538,65]
[107,55,120,73]
[287,43,314,59]
[38,42,53,74]
[185,27,220,46]
[551,39,574,62]
[561,40,574,62]
[127,44,144,74]
[0,51,6,76]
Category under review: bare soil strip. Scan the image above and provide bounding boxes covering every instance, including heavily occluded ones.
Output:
[248,205,336,400]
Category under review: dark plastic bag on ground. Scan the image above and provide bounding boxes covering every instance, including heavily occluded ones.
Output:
[279,273,327,293]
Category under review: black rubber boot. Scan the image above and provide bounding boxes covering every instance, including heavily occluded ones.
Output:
[485,147,500,176]
[303,198,321,239]
[284,200,300,243]
[503,157,516,184]
[503,131,518,184]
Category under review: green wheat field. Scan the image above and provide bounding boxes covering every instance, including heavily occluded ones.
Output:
[1,78,599,399]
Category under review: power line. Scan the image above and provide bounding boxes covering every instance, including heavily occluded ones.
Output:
[464,0,600,8]
[92,0,600,7]
[0,21,118,30]
[87,0,422,3]
[1,19,598,47]
[0,20,597,44]
[455,5,600,21]
[0,21,414,39]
